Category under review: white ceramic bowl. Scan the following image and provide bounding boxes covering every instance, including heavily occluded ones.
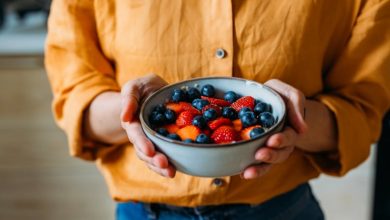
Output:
[140,77,286,177]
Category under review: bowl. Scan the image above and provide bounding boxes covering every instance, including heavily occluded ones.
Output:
[140,77,286,177]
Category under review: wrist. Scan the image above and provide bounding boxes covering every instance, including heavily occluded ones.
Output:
[295,99,338,153]
[84,91,128,144]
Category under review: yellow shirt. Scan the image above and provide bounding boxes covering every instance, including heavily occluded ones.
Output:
[45,0,390,206]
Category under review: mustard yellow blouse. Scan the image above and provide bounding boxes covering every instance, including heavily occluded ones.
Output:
[45,0,390,206]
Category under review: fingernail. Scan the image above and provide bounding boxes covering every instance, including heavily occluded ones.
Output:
[258,152,270,161]
[244,170,257,179]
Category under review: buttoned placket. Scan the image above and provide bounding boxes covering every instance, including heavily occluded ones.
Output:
[206,0,234,77]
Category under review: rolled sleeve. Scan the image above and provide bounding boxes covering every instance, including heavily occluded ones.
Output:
[306,0,390,176]
[45,0,120,160]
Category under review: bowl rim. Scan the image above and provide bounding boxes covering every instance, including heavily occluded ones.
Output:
[139,76,286,148]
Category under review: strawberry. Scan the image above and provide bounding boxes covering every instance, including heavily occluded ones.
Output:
[232,119,243,132]
[201,96,230,107]
[176,125,201,141]
[166,102,200,114]
[162,124,180,134]
[230,96,255,112]
[211,126,241,144]
[176,111,197,128]
[207,117,232,130]
[201,104,222,116]
[240,125,262,140]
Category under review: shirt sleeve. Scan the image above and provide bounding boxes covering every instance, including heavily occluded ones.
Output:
[306,0,390,176]
[45,0,120,161]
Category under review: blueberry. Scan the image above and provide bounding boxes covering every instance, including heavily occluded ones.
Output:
[224,91,239,103]
[186,87,201,102]
[166,133,181,141]
[171,88,187,102]
[156,127,169,136]
[249,127,265,139]
[164,109,176,123]
[184,138,194,143]
[152,104,166,113]
[222,107,237,120]
[259,112,275,128]
[203,108,218,121]
[192,115,207,129]
[192,98,210,110]
[238,107,252,119]
[240,111,257,128]
[254,102,272,115]
[149,111,166,126]
[201,84,215,97]
[195,133,211,144]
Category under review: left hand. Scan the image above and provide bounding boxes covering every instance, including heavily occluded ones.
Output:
[242,79,308,179]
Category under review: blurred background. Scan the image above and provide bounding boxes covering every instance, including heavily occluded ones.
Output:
[0,1,387,220]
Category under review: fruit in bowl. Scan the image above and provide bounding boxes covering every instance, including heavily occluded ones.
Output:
[140,77,286,177]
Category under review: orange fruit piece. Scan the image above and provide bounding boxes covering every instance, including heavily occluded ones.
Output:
[176,125,201,141]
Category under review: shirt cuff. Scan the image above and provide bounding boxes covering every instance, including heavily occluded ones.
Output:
[305,94,372,176]
[57,73,120,161]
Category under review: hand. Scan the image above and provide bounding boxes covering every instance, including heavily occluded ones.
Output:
[242,79,308,179]
[121,74,177,178]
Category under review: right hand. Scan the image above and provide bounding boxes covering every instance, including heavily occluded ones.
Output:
[120,74,176,178]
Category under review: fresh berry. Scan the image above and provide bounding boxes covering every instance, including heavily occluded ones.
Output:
[238,107,252,119]
[201,104,222,116]
[156,127,169,136]
[222,107,237,120]
[164,109,176,123]
[201,84,215,97]
[201,96,230,107]
[152,104,166,113]
[186,87,201,102]
[232,119,242,131]
[166,133,181,141]
[166,102,200,114]
[192,115,207,129]
[250,127,265,139]
[203,108,218,122]
[176,125,201,141]
[231,96,255,112]
[254,102,272,115]
[241,125,262,140]
[207,117,232,130]
[211,126,241,144]
[162,124,180,134]
[149,111,166,126]
[240,111,257,128]
[171,88,187,102]
[259,112,275,128]
[192,98,210,110]
[176,111,197,128]
[224,91,239,103]
[184,138,194,143]
[195,133,212,144]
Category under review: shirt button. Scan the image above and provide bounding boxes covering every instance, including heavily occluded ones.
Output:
[212,178,224,187]
[215,48,226,59]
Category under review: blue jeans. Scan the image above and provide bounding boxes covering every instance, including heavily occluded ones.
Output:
[116,183,324,220]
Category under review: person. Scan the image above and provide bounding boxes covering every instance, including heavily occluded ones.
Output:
[45,0,390,219]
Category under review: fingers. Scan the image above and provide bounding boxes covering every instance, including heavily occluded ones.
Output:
[121,80,141,122]
[120,74,168,123]
[242,163,272,179]
[264,79,307,134]
[146,163,176,178]
[122,120,155,156]
[265,126,297,148]
[254,126,297,164]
